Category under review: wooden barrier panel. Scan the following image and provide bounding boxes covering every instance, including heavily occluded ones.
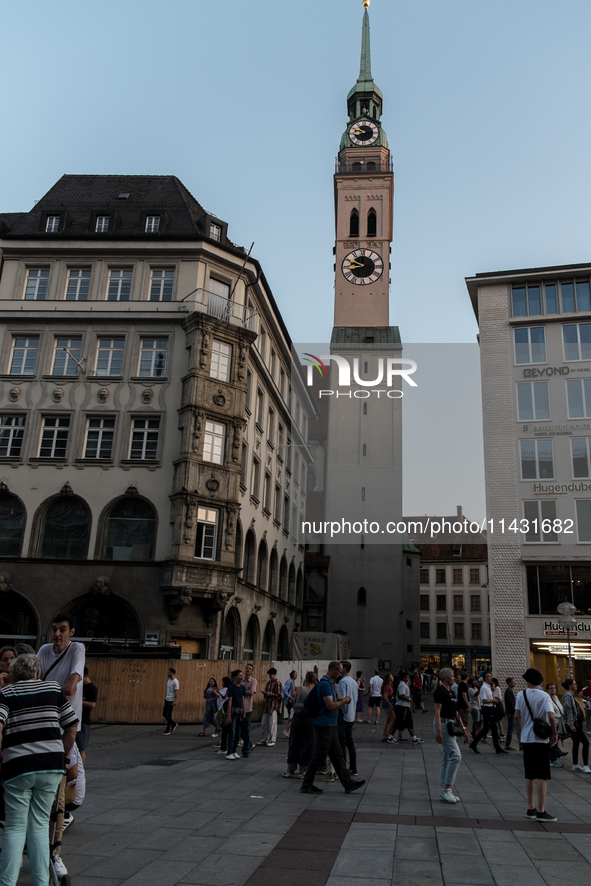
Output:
[86,659,274,724]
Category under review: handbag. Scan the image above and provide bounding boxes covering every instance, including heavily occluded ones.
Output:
[447,720,464,737]
[492,702,505,722]
[523,689,552,739]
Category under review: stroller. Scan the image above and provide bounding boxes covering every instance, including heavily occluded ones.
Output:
[0,779,71,886]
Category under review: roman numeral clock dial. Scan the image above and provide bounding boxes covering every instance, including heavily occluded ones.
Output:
[342,249,383,285]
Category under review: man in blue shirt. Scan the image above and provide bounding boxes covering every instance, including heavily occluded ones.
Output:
[300,661,365,794]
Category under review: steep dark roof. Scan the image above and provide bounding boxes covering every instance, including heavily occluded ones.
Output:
[0,213,27,234]
[2,174,242,247]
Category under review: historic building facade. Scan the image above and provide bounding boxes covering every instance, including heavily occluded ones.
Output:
[466,265,591,685]
[0,175,314,659]
[313,2,420,662]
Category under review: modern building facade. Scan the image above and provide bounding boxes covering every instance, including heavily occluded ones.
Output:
[467,264,591,685]
[0,175,314,659]
[409,507,490,674]
[317,2,420,662]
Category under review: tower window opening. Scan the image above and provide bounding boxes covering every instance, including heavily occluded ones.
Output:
[363,403,367,415]
[367,161,376,171]
[349,209,359,238]
[352,162,362,172]
[367,208,377,238]
[361,487,366,501]
[357,587,367,606]
[362,444,366,456]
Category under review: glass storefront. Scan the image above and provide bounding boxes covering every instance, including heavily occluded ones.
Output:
[527,563,591,615]
[420,648,490,675]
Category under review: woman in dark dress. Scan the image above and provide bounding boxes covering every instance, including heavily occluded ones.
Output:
[283,672,317,778]
[355,671,365,723]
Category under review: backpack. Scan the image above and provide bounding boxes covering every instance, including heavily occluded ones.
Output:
[303,683,321,719]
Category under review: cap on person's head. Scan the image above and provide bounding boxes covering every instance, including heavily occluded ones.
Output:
[523,667,543,685]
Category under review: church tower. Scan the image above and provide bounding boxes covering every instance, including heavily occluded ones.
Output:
[334,0,393,328]
[321,1,420,664]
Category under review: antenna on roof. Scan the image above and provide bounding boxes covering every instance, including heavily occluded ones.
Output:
[229,242,255,301]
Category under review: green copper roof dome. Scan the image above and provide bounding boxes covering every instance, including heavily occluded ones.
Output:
[340,4,388,151]
[347,9,383,103]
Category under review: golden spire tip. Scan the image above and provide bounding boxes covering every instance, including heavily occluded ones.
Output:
[363,0,370,7]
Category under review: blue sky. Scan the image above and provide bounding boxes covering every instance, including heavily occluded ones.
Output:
[3,0,591,516]
[3,0,591,346]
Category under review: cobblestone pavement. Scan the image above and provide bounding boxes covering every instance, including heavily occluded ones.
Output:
[3,713,591,886]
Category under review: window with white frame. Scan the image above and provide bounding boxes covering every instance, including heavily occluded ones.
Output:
[283,495,290,531]
[107,269,133,301]
[520,438,554,479]
[45,216,60,233]
[209,223,221,242]
[145,215,160,233]
[263,472,272,511]
[0,416,25,457]
[129,418,160,460]
[84,417,115,459]
[267,407,275,445]
[523,499,558,542]
[567,378,591,418]
[10,337,39,375]
[95,216,109,233]
[39,416,70,458]
[210,340,232,381]
[275,485,282,521]
[138,339,168,377]
[24,269,49,300]
[149,269,175,302]
[251,457,261,501]
[203,421,225,464]
[571,437,591,478]
[52,338,82,376]
[256,389,264,427]
[96,338,125,376]
[208,277,230,300]
[576,500,591,542]
[563,323,591,361]
[517,382,550,421]
[195,507,218,559]
[65,269,91,301]
[514,327,546,364]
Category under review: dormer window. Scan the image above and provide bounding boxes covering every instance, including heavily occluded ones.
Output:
[45,216,60,233]
[95,216,110,233]
[210,223,221,242]
[118,193,130,200]
[145,215,160,233]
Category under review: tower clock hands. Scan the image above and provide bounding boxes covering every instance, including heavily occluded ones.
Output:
[347,259,365,269]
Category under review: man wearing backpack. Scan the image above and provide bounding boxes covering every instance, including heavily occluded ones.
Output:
[514,667,558,822]
[300,661,365,795]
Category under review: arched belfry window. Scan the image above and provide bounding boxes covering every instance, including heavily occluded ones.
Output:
[357,587,367,606]
[363,403,367,415]
[352,162,362,172]
[361,487,366,501]
[349,209,359,238]
[38,496,91,560]
[102,497,156,561]
[367,208,377,238]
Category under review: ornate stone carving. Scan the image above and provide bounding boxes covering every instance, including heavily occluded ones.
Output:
[234,596,243,604]
[168,587,193,622]
[142,388,154,404]
[237,342,249,381]
[90,578,112,595]
[0,575,16,594]
[126,485,139,495]
[52,388,64,403]
[213,390,226,407]
[206,590,230,625]
[184,495,196,543]
[253,604,262,613]
[192,410,205,452]
[98,388,109,403]
[225,505,239,550]
[232,419,245,463]
[206,477,219,492]
[199,327,212,368]
[270,611,277,620]
[9,388,20,402]
[283,615,290,624]
[61,482,74,496]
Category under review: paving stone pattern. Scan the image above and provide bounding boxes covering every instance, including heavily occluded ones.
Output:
[3,715,591,886]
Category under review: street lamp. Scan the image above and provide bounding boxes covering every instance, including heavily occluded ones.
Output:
[556,601,577,679]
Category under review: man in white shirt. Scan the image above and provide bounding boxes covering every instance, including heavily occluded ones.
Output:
[469,672,507,755]
[338,661,359,775]
[163,668,179,735]
[367,670,383,725]
[37,613,85,725]
[515,667,558,822]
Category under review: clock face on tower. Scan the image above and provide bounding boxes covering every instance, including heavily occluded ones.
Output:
[349,119,379,146]
[342,249,383,285]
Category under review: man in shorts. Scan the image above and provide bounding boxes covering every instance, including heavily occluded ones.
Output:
[515,667,558,822]
[366,670,383,724]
